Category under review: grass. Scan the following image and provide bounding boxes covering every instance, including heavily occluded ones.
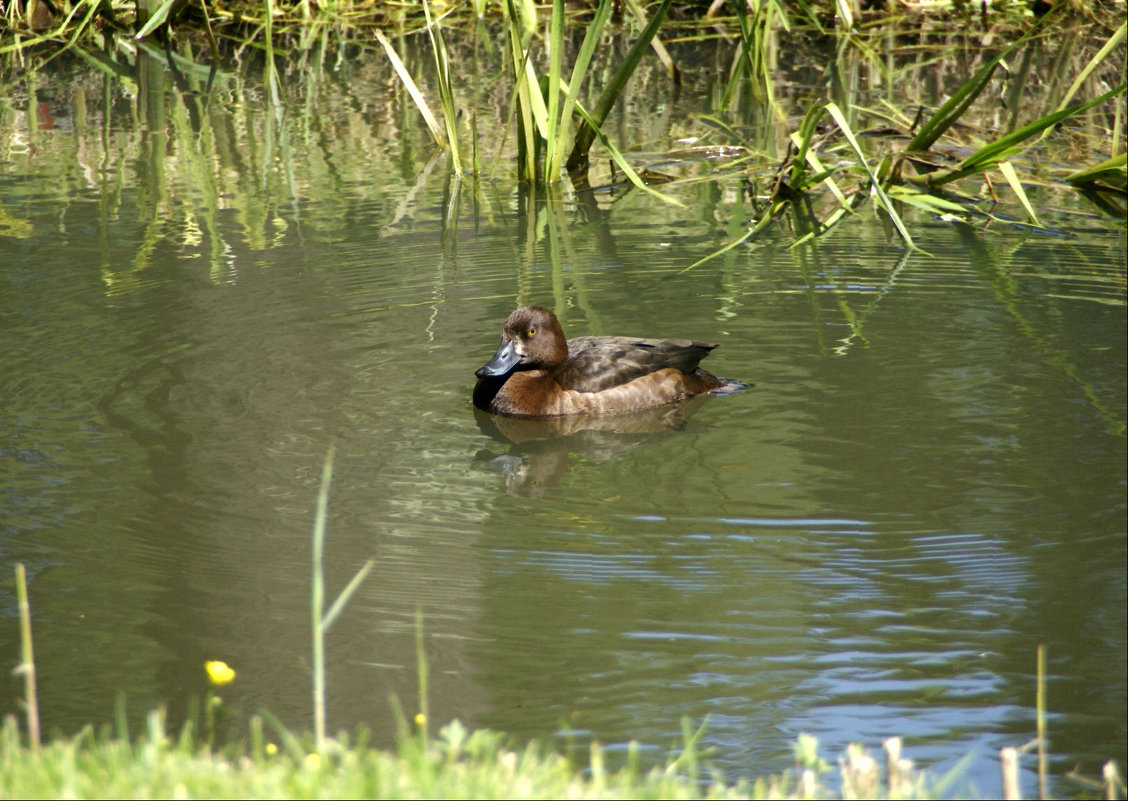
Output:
[3,1,1122,241]
[4,453,1126,799]
[0,711,960,799]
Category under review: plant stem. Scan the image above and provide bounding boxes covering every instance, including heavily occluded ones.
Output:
[311,444,335,752]
[15,564,40,751]
[1037,644,1047,800]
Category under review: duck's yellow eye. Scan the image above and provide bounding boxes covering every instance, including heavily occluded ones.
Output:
[527,327,537,337]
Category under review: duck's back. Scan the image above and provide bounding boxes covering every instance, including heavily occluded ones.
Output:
[554,336,718,393]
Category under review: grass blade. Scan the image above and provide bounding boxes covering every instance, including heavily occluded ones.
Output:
[502,0,539,181]
[135,0,177,38]
[996,161,1040,226]
[1054,21,1125,113]
[568,0,673,172]
[542,0,564,183]
[1036,644,1047,800]
[311,444,334,750]
[824,102,915,250]
[1065,151,1127,189]
[14,564,40,751]
[414,609,429,741]
[569,96,683,207]
[547,0,614,180]
[930,83,1127,186]
[904,42,1019,154]
[322,559,375,632]
[421,0,463,175]
[789,103,851,208]
[375,31,447,149]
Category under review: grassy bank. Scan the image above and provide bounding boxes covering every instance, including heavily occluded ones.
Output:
[1,706,1125,799]
[0,710,997,799]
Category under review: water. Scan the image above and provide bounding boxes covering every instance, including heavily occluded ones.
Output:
[0,38,1125,796]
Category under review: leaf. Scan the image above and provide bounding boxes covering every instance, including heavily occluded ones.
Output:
[824,102,915,250]
[1066,152,1127,189]
[904,42,1020,154]
[569,96,684,207]
[322,559,375,632]
[1055,22,1126,112]
[997,161,1040,226]
[375,31,446,149]
[929,83,1127,186]
[568,0,673,171]
[135,0,178,38]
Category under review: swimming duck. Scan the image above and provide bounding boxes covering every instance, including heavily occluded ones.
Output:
[473,306,741,417]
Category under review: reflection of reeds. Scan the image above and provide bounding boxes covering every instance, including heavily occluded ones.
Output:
[1,14,1121,266]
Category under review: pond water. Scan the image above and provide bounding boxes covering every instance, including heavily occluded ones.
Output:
[1,29,1125,796]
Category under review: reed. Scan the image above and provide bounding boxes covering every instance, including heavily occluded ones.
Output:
[13,564,39,752]
[564,0,673,175]
[310,444,374,752]
[681,12,1125,260]
[420,0,464,175]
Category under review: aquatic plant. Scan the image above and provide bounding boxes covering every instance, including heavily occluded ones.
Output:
[1,2,1123,246]
[309,444,373,751]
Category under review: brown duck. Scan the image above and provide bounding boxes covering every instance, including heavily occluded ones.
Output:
[473,306,743,417]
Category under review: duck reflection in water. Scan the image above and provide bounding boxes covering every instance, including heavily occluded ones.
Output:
[472,306,746,497]
[473,397,715,497]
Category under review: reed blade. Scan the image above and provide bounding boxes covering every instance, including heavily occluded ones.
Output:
[547,0,613,180]
[930,84,1127,186]
[824,102,915,251]
[997,161,1040,226]
[375,31,447,149]
[14,564,39,751]
[568,0,673,172]
[422,0,463,175]
[1053,21,1126,113]
[570,96,682,207]
[904,42,1020,155]
[542,0,564,183]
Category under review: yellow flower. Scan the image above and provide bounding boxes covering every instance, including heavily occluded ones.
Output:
[205,660,236,686]
[265,742,278,755]
[414,713,426,727]
[304,752,321,770]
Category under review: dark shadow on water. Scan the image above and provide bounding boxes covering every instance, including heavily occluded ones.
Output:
[472,395,714,498]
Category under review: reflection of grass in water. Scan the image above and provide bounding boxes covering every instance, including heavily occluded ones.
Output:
[17,1,1121,244]
[4,10,1122,261]
[962,227,1127,437]
[7,470,1123,798]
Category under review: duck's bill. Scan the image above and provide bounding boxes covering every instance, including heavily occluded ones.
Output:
[475,340,523,378]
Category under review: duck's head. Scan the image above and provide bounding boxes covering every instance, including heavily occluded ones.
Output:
[475,306,569,379]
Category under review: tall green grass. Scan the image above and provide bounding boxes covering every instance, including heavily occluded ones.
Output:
[498,0,678,198]
[310,444,373,750]
[684,15,1125,263]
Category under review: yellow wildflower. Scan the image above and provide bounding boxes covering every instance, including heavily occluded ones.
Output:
[414,713,426,727]
[205,660,236,686]
[265,743,278,755]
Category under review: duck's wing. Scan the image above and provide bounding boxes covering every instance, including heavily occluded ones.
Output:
[557,336,718,393]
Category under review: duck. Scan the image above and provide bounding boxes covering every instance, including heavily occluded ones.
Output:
[473,306,743,417]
